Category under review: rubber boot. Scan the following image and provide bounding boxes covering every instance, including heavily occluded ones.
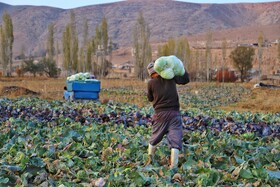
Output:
[145,144,156,166]
[170,148,179,169]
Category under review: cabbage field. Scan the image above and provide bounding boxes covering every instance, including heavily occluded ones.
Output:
[0,84,280,186]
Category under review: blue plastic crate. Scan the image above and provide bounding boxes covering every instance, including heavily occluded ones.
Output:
[66,80,100,92]
[74,91,99,100]
[66,80,74,91]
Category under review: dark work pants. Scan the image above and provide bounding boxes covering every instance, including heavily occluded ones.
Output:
[149,110,183,150]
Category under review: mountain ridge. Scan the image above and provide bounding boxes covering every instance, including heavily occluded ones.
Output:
[0,0,279,56]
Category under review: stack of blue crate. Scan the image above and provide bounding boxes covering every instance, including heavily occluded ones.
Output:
[66,79,101,100]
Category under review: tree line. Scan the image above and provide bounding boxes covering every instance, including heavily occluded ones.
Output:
[131,12,280,82]
[0,11,112,78]
[0,11,280,82]
[61,11,112,77]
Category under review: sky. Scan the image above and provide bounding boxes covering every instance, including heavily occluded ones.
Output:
[0,0,278,9]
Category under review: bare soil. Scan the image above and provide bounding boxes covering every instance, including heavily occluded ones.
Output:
[0,86,40,97]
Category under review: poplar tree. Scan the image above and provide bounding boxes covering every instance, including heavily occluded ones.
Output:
[107,39,113,64]
[101,17,108,53]
[132,12,152,80]
[158,38,176,56]
[158,43,170,57]
[47,23,55,60]
[79,47,84,72]
[167,38,176,55]
[62,11,79,75]
[176,36,191,70]
[91,38,97,74]
[99,17,109,76]
[176,37,185,61]
[86,42,93,72]
[200,50,207,81]
[157,45,162,57]
[94,27,101,76]
[70,11,79,72]
[41,22,60,77]
[205,31,212,82]
[56,41,59,65]
[94,16,111,77]
[278,38,280,64]
[0,12,13,76]
[257,32,263,82]
[157,36,191,77]
[221,38,227,82]
[62,25,71,74]
[82,18,88,72]
[95,27,101,47]
[0,27,8,75]
[194,49,200,80]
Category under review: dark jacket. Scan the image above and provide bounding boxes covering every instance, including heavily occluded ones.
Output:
[147,70,189,114]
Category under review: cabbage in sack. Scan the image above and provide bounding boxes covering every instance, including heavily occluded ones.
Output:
[154,55,185,79]
[160,68,175,79]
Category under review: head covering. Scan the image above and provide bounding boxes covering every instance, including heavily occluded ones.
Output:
[147,62,156,76]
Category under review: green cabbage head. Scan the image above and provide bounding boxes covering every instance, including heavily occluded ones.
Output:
[154,55,185,79]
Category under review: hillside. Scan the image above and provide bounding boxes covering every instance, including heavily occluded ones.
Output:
[0,0,279,57]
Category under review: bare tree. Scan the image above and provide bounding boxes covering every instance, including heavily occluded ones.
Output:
[176,36,191,70]
[278,38,280,65]
[257,32,263,82]
[221,38,227,83]
[157,36,191,72]
[86,42,93,72]
[132,12,152,80]
[205,31,212,82]
[56,41,59,66]
[157,38,175,57]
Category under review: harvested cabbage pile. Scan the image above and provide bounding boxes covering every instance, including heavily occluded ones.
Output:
[67,72,91,81]
[154,55,185,79]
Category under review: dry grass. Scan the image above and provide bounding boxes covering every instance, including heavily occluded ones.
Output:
[0,77,279,113]
[220,87,280,113]
[0,77,65,100]
[100,78,146,89]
